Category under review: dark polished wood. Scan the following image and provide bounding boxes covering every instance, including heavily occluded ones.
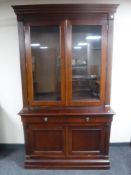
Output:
[17,22,28,107]
[24,22,66,106]
[12,4,118,19]
[13,4,118,169]
[21,110,113,169]
[105,19,114,107]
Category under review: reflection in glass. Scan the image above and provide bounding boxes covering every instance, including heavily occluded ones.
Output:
[72,26,101,100]
[30,26,61,101]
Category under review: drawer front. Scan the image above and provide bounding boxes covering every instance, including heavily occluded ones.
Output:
[22,115,112,124]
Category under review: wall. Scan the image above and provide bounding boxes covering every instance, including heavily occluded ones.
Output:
[0,0,131,143]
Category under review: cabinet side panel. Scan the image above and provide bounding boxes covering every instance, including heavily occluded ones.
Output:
[18,21,28,107]
[105,19,114,107]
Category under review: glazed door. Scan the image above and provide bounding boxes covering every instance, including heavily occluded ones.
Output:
[25,21,65,106]
[66,19,107,106]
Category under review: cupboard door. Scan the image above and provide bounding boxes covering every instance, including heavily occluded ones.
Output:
[66,19,107,106]
[68,125,106,156]
[72,25,101,100]
[25,22,65,106]
[28,124,66,158]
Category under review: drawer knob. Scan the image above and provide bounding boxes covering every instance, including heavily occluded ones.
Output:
[43,117,48,122]
[85,117,90,122]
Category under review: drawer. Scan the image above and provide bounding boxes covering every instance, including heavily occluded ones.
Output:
[22,115,112,124]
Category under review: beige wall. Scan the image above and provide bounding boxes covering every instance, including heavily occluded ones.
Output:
[0,0,131,143]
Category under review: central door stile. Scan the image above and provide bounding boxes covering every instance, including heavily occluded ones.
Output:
[60,21,66,106]
[64,20,72,106]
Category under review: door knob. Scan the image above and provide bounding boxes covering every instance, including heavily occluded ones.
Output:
[85,117,90,122]
[43,117,48,122]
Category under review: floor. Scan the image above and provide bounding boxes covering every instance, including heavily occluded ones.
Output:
[0,145,131,175]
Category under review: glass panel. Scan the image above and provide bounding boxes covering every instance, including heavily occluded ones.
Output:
[30,26,61,101]
[72,26,101,100]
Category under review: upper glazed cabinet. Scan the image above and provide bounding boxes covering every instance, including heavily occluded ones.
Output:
[27,19,105,107]
[13,4,118,108]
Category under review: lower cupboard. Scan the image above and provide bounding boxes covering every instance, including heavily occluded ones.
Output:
[21,114,113,169]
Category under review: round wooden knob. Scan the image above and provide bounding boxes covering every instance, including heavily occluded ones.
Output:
[43,117,48,122]
[85,117,90,122]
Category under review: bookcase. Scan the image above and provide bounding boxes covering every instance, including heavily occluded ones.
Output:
[13,4,118,169]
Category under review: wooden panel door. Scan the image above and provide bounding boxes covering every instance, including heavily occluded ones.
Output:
[68,124,106,157]
[27,123,66,158]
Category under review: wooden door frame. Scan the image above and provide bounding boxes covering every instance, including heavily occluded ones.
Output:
[24,21,66,106]
[65,19,108,106]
